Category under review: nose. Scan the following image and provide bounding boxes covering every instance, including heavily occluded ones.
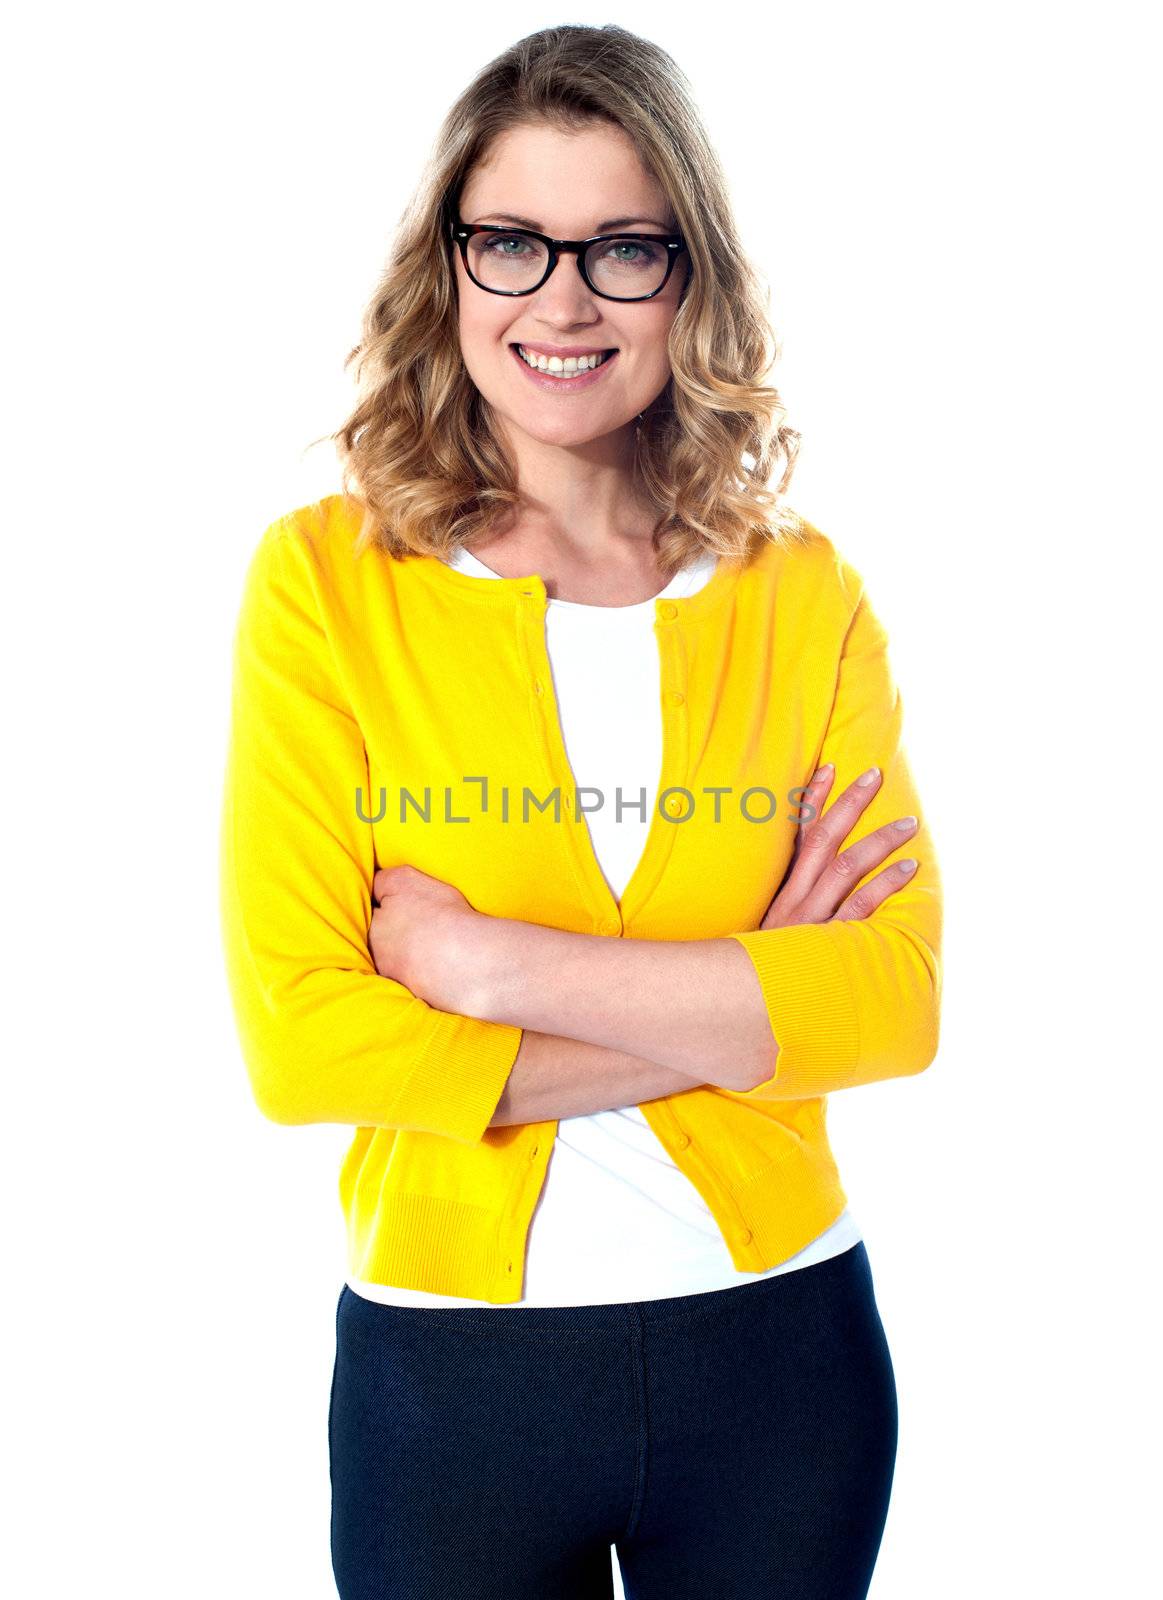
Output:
[534,248,598,307]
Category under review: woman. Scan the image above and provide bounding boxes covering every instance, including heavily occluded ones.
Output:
[219,23,942,1600]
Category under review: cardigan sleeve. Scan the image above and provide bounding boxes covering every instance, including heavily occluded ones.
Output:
[724,562,943,1101]
[218,520,524,1144]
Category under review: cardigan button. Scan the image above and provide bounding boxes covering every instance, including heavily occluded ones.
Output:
[533,679,545,695]
[665,689,685,706]
[599,916,621,935]
[664,794,686,816]
[674,1131,691,1150]
[739,1229,753,1247]
[658,601,678,621]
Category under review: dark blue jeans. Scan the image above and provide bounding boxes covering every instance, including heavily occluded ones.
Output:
[329,1240,897,1598]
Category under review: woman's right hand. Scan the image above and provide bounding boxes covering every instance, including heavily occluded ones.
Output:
[759,763,919,931]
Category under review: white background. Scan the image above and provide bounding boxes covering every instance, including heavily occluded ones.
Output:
[4,3,1159,1595]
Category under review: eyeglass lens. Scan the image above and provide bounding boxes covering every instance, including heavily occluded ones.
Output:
[465,230,669,298]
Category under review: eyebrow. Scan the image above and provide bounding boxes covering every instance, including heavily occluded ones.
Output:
[468,212,672,233]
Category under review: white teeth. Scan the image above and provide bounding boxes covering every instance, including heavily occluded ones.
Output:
[516,345,612,375]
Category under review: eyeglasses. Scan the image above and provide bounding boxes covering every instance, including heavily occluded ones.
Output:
[449,218,688,302]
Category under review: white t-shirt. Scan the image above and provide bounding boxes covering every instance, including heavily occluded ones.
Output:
[347,545,861,1308]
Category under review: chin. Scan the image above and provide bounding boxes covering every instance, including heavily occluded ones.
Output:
[519,412,630,447]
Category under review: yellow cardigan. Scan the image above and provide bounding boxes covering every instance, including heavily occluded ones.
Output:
[219,494,943,1303]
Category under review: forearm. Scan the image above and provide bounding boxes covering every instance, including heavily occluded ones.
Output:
[465,919,776,1092]
[488,1030,709,1127]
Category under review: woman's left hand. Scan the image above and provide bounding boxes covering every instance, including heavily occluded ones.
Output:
[369,864,484,1014]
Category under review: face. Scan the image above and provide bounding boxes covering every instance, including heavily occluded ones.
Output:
[452,120,689,454]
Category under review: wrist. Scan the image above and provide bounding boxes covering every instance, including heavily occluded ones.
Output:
[455,911,524,1022]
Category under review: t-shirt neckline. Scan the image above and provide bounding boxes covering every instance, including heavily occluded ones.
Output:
[446,544,719,612]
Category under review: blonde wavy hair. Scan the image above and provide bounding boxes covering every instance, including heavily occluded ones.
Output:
[315,23,808,579]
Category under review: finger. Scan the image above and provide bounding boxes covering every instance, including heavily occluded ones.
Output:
[372,863,413,904]
[830,856,919,922]
[794,813,919,922]
[790,763,835,852]
[791,764,884,875]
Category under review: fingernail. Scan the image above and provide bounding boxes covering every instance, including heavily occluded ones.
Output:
[894,816,917,830]
[813,763,834,781]
[857,766,880,786]
[897,858,917,873]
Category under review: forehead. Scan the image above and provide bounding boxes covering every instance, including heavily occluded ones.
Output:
[461,122,673,229]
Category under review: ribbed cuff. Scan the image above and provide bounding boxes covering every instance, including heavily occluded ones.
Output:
[727,924,860,1100]
[392,1009,524,1144]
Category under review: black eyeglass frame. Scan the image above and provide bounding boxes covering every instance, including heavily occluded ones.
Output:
[449,218,689,303]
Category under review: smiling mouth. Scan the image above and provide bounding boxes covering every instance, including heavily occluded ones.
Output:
[511,343,618,375]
